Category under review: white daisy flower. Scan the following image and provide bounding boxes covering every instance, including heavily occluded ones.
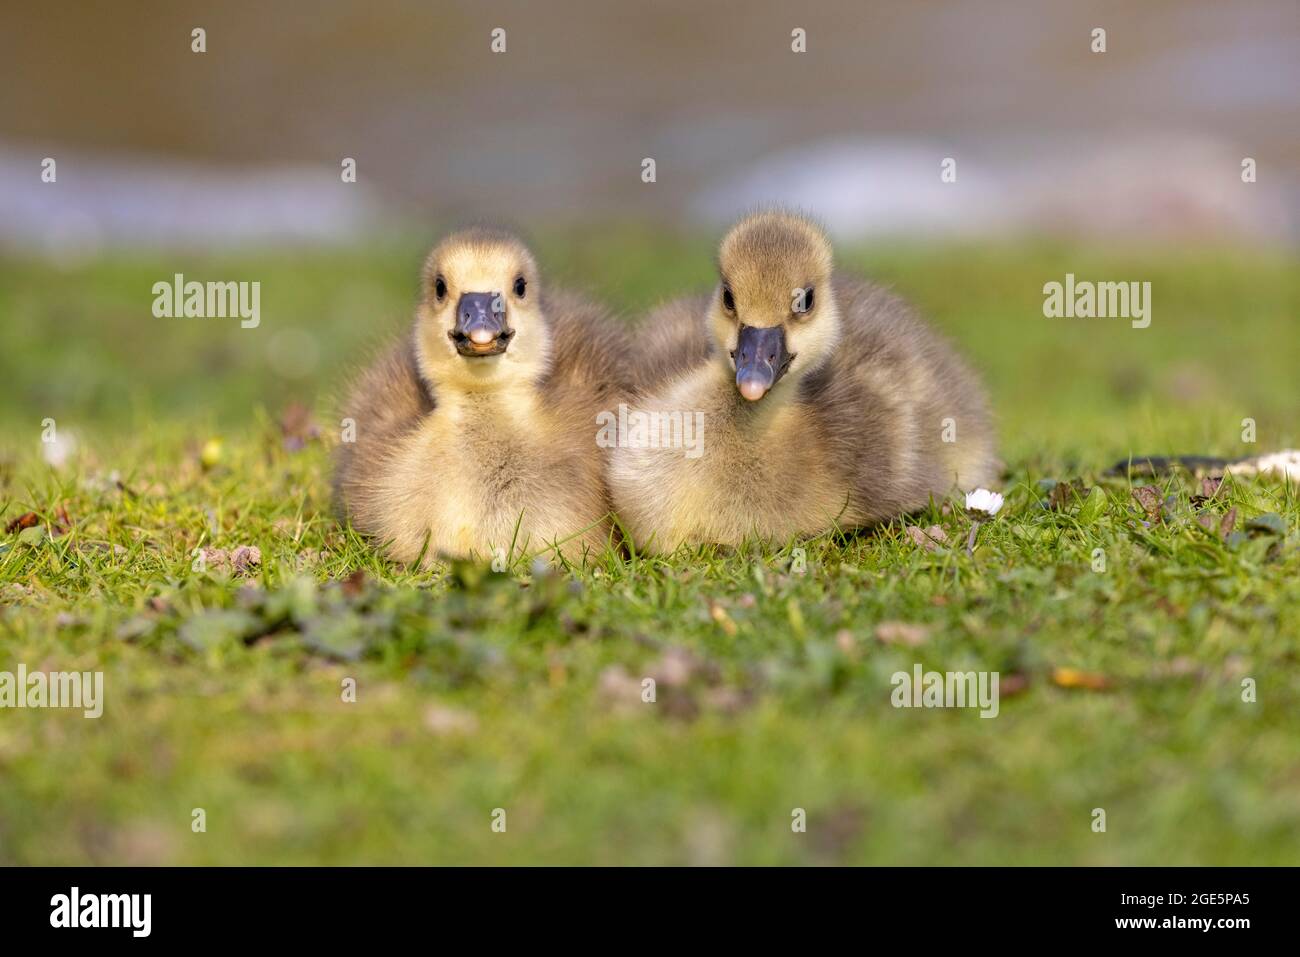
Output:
[42,430,78,470]
[965,488,1004,517]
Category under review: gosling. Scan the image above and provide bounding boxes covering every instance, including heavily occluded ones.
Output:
[608,210,998,553]
[334,228,633,565]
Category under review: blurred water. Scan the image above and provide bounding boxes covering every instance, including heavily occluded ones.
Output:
[0,147,385,257]
[1,0,1295,249]
[696,132,1293,242]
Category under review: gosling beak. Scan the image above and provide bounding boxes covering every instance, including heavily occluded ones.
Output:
[732,324,794,401]
[449,292,515,357]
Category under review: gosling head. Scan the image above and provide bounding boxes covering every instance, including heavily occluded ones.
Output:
[414,228,550,392]
[712,211,840,402]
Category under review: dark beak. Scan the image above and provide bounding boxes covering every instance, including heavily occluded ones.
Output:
[732,324,794,401]
[449,292,514,357]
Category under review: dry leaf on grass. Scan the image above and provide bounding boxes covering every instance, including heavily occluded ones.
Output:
[999,673,1030,697]
[707,600,738,637]
[905,525,948,551]
[4,512,39,534]
[1131,485,1162,519]
[1046,480,1090,511]
[1197,507,1237,540]
[231,545,260,574]
[1051,667,1110,691]
[340,569,367,598]
[200,545,262,577]
[601,647,745,722]
[48,505,73,537]
[874,621,929,647]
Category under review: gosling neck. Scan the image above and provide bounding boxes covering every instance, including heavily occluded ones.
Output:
[440,376,541,424]
[712,357,800,430]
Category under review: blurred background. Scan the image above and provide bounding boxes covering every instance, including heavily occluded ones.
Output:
[1,0,1296,455]
[1,0,1298,869]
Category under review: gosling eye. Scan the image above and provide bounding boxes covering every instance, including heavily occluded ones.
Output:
[513,276,527,299]
[434,276,447,302]
[721,285,735,313]
[794,286,815,316]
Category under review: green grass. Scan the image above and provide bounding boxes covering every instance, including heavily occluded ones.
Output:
[0,235,1297,864]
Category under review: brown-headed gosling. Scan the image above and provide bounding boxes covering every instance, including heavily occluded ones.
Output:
[334,228,633,566]
[608,210,998,553]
